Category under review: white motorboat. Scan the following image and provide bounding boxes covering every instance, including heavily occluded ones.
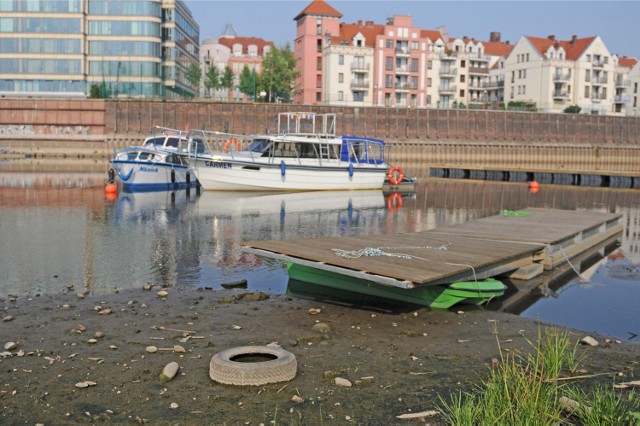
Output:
[182,112,391,191]
[109,146,197,191]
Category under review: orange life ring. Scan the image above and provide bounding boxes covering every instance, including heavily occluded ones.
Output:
[387,166,404,185]
[224,138,241,152]
[387,193,403,211]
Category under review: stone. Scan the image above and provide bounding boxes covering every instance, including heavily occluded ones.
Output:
[146,346,158,354]
[334,377,352,387]
[157,290,168,298]
[291,395,304,404]
[308,308,321,315]
[311,322,331,333]
[580,336,598,347]
[4,342,17,350]
[170,402,179,409]
[87,339,98,344]
[143,283,153,291]
[160,362,179,383]
[3,315,13,322]
[173,345,186,353]
[76,293,85,299]
[98,308,112,315]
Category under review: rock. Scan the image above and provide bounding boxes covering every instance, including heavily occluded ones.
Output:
[95,332,104,339]
[157,290,168,298]
[146,346,158,354]
[239,291,269,301]
[98,308,112,315]
[74,381,97,389]
[308,308,321,315]
[4,342,17,350]
[109,345,118,350]
[3,315,13,322]
[143,283,152,291]
[74,325,86,333]
[76,293,85,299]
[312,322,331,333]
[170,402,179,409]
[87,339,98,344]
[173,345,186,353]
[291,395,304,404]
[334,377,352,387]
[580,336,598,347]
[160,362,179,383]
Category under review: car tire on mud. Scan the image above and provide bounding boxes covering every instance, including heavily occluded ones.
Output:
[209,345,297,386]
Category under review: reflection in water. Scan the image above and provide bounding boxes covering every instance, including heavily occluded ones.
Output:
[0,176,639,340]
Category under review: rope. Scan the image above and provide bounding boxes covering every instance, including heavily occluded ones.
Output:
[332,238,452,260]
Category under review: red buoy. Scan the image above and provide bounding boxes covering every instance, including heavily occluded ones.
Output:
[105,183,117,194]
[529,181,539,193]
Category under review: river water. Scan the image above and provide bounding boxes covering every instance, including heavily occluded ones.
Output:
[0,166,639,342]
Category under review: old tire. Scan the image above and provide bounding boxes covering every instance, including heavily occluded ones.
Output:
[209,346,297,386]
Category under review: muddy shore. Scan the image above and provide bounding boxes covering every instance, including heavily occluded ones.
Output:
[1,286,639,425]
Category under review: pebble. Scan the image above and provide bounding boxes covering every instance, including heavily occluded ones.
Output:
[98,308,112,315]
[308,308,321,315]
[160,362,180,383]
[146,346,158,354]
[4,342,17,350]
[291,395,304,404]
[173,345,186,353]
[87,339,98,344]
[311,322,331,333]
[76,293,85,300]
[334,377,352,387]
[3,315,13,322]
[157,290,168,298]
[143,283,153,291]
[580,336,599,347]
[75,381,97,388]
[109,345,118,350]
[74,325,86,333]
[95,332,104,339]
[170,402,179,409]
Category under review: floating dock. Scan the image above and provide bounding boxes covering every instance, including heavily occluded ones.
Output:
[243,208,622,290]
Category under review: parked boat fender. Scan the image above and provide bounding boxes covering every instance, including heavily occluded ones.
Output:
[186,171,191,185]
[280,161,286,177]
[387,193,403,211]
[388,166,404,185]
[107,168,115,183]
[348,162,354,178]
[171,169,175,183]
[224,138,241,152]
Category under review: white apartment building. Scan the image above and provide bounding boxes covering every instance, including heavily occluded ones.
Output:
[616,57,638,116]
[504,35,618,114]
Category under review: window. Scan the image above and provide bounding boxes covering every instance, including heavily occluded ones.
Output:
[316,19,322,35]
[526,53,529,61]
[338,55,344,65]
[586,54,591,62]
[460,74,465,83]
[385,74,393,88]
[510,87,514,99]
[411,41,418,50]
[523,69,526,78]
[635,83,638,94]
[385,56,393,71]
[427,59,432,70]
[338,73,343,83]
[585,70,590,82]
[316,92,321,102]
[411,58,418,72]
[411,76,418,89]
[584,86,590,98]
[518,70,522,79]
[427,95,431,105]
[459,89,465,97]
[523,85,526,94]
[602,87,606,98]
[386,39,393,48]
[353,92,364,102]
[338,91,343,101]
[460,60,466,68]
[427,77,432,87]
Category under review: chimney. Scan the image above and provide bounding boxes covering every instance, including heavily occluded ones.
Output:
[358,20,362,26]
[490,31,501,42]
[366,20,373,26]
[548,35,555,41]
[571,35,577,44]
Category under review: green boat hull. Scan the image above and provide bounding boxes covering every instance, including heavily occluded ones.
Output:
[286,263,506,309]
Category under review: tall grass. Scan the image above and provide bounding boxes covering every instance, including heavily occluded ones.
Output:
[437,326,640,425]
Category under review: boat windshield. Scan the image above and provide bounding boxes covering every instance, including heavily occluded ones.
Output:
[248,139,272,153]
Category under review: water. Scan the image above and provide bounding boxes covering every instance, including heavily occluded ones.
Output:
[0,172,639,342]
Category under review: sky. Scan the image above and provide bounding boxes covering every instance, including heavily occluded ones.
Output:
[185,1,640,60]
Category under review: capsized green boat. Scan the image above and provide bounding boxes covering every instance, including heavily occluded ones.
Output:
[286,263,506,309]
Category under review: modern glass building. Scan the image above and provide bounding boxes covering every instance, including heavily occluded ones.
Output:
[0,0,199,99]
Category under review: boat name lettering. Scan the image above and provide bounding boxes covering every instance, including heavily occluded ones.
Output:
[139,166,158,173]
[205,161,232,169]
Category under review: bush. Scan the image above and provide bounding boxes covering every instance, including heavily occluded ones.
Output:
[564,105,581,114]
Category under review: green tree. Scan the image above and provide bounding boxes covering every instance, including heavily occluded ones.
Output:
[564,104,581,114]
[239,66,259,101]
[186,62,202,91]
[261,43,298,103]
[204,64,221,98]
[221,65,235,100]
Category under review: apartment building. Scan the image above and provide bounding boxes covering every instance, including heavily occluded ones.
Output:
[0,0,199,99]
[200,35,272,101]
[504,35,617,114]
[626,60,640,116]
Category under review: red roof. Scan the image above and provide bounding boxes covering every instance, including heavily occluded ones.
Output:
[619,57,638,68]
[294,0,342,21]
[526,35,596,61]
[337,22,384,47]
[218,36,273,56]
[421,30,443,43]
[483,41,514,58]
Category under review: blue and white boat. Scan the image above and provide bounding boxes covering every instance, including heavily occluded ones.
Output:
[109,146,197,191]
[183,112,390,191]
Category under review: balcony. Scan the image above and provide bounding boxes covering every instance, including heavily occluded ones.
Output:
[614,95,631,103]
[592,60,605,68]
[439,52,457,61]
[590,93,606,102]
[351,62,370,73]
[439,67,457,77]
[482,79,504,89]
[439,84,456,94]
[553,90,570,100]
[615,78,630,88]
[553,72,570,82]
[395,65,410,75]
[395,46,411,57]
[591,76,607,85]
[468,66,489,75]
[469,53,491,62]
[394,82,417,92]
[351,80,369,91]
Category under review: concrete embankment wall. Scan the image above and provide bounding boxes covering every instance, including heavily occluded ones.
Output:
[1,98,639,175]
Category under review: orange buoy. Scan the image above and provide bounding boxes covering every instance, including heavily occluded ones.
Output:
[529,181,539,193]
[387,192,403,211]
[105,191,117,202]
[387,166,404,185]
[105,183,117,194]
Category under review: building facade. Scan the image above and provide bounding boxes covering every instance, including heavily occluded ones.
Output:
[0,0,199,99]
[200,35,272,101]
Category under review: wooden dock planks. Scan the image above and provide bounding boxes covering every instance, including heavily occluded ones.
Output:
[243,208,622,288]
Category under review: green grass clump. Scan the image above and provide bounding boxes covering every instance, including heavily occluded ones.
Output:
[437,325,640,425]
